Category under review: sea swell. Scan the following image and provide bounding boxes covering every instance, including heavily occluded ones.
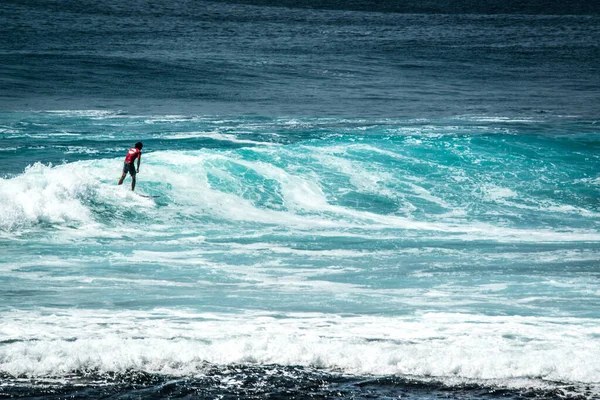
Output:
[1,112,599,399]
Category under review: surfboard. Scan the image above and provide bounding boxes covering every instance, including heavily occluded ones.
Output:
[138,194,161,198]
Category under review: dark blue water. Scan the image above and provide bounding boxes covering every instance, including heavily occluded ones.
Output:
[1,1,599,399]
[1,0,599,118]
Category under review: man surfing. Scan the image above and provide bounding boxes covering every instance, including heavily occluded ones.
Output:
[118,142,143,191]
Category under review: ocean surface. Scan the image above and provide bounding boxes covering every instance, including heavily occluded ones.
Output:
[1,1,600,399]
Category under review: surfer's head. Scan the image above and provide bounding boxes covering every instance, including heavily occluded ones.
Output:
[135,142,143,149]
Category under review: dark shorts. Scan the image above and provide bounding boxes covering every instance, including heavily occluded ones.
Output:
[123,162,136,177]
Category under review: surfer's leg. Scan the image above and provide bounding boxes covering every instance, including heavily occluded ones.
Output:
[129,164,137,191]
[118,163,130,185]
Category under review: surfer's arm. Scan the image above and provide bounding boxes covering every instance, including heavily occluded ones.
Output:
[136,154,141,172]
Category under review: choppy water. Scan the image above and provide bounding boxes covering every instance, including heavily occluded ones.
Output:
[1,1,600,399]
[1,112,599,399]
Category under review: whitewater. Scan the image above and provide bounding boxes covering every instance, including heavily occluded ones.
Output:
[1,111,599,399]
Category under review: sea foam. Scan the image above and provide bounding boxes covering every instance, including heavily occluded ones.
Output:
[0,309,598,394]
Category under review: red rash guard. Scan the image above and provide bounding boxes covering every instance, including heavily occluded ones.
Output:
[124,147,141,163]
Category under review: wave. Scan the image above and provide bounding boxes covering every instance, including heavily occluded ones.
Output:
[1,143,599,243]
[0,309,598,395]
[1,115,598,400]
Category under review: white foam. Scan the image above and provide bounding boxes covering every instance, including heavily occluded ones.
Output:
[478,184,600,218]
[227,242,389,258]
[0,309,598,394]
[63,146,101,154]
[306,145,399,199]
[482,185,518,201]
[43,110,119,118]
[0,160,156,233]
[0,163,95,231]
[454,115,541,123]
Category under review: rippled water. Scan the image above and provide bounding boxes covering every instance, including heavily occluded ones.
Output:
[1,1,599,399]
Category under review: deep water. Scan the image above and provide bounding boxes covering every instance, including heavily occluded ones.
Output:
[1,1,599,399]
[1,0,599,118]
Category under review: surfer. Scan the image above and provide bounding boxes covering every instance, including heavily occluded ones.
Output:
[118,142,143,191]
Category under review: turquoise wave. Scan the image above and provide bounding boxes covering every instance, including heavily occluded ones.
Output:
[1,112,599,393]
[1,113,598,233]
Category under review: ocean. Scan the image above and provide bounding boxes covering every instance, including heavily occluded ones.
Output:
[1,1,599,399]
